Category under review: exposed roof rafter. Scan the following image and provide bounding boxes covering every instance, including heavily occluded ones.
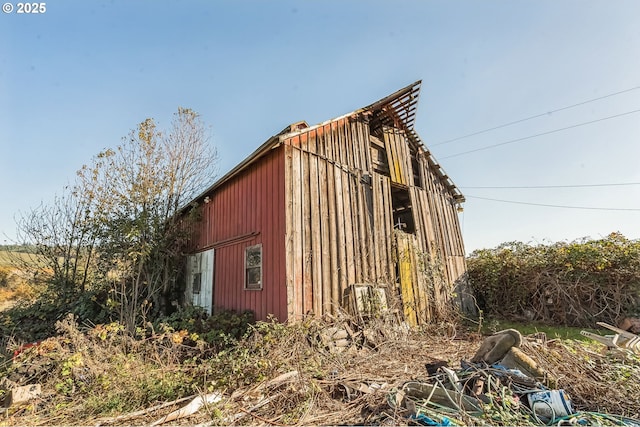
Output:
[363,81,465,203]
[185,81,464,211]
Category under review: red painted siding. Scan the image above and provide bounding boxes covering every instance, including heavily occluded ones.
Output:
[191,147,287,322]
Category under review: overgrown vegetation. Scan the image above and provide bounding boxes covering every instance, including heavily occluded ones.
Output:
[0,266,35,304]
[6,108,217,334]
[1,312,638,426]
[467,232,640,327]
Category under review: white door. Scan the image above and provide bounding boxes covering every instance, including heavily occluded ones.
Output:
[185,249,214,314]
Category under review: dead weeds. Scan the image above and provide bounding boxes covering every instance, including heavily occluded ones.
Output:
[1,313,638,426]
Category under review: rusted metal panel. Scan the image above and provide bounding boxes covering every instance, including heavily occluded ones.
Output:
[190,147,287,322]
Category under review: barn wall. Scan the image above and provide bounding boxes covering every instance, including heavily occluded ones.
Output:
[410,155,467,320]
[284,117,397,319]
[284,115,466,322]
[189,147,287,322]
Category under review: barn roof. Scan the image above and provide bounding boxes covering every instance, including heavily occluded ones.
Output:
[188,81,464,208]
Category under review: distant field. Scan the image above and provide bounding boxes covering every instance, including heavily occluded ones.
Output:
[0,250,44,305]
[0,250,36,267]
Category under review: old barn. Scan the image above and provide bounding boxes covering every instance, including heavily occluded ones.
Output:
[184,81,468,325]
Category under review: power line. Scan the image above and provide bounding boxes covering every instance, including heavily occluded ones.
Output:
[432,85,640,147]
[466,195,640,211]
[461,182,640,189]
[440,108,640,160]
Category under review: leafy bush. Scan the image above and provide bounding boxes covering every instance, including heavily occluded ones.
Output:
[0,288,113,342]
[155,307,255,348]
[5,315,204,416]
[467,232,640,326]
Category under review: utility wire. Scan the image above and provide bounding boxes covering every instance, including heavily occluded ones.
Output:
[432,85,640,147]
[466,195,640,211]
[440,108,640,160]
[461,182,640,189]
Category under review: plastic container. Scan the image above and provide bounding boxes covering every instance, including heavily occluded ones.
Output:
[527,389,574,421]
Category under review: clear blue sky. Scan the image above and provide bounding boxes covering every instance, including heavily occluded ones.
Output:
[2,0,639,253]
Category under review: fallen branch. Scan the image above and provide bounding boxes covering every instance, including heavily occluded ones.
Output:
[231,370,299,399]
[237,406,286,426]
[226,393,282,424]
[151,392,223,426]
[94,395,195,425]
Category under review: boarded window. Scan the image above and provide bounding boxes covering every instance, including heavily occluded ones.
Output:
[192,272,202,294]
[245,244,262,290]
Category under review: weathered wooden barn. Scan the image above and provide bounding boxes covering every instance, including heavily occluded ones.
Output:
[184,81,468,325]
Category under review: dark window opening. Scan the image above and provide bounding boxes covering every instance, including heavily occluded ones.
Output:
[391,186,416,234]
[192,272,202,294]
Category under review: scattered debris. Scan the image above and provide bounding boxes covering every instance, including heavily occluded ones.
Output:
[94,395,196,426]
[1,315,639,425]
[619,317,640,334]
[151,392,222,426]
[3,383,41,408]
[581,322,640,353]
[318,326,352,353]
[388,343,640,426]
[12,341,42,360]
[471,329,522,364]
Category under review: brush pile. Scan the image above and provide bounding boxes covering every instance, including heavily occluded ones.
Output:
[467,233,640,326]
[1,313,639,426]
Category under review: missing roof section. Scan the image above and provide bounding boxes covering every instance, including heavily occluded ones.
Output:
[364,81,465,203]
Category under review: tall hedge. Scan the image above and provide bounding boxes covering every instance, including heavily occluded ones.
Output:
[467,232,640,326]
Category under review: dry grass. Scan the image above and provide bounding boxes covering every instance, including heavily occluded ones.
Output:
[1,314,639,426]
[0,251,40,267]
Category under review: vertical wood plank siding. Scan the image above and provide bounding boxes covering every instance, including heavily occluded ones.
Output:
[284,116,466,322]
[286,117,392,319]
[188,98,466,324]
[191,148,287,322]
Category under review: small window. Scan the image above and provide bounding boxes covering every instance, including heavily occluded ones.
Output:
[192,272,202,294]
[245,244,262,290]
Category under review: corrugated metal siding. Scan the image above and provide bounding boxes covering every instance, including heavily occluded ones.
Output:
[191,147,287,322]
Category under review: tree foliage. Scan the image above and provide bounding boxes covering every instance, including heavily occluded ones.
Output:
[467,232,640,326]
[12,108,217,333]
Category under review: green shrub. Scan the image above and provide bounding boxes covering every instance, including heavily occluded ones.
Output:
[0,288,113,342]
[467,232,640,326]
[155,307,255,348]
